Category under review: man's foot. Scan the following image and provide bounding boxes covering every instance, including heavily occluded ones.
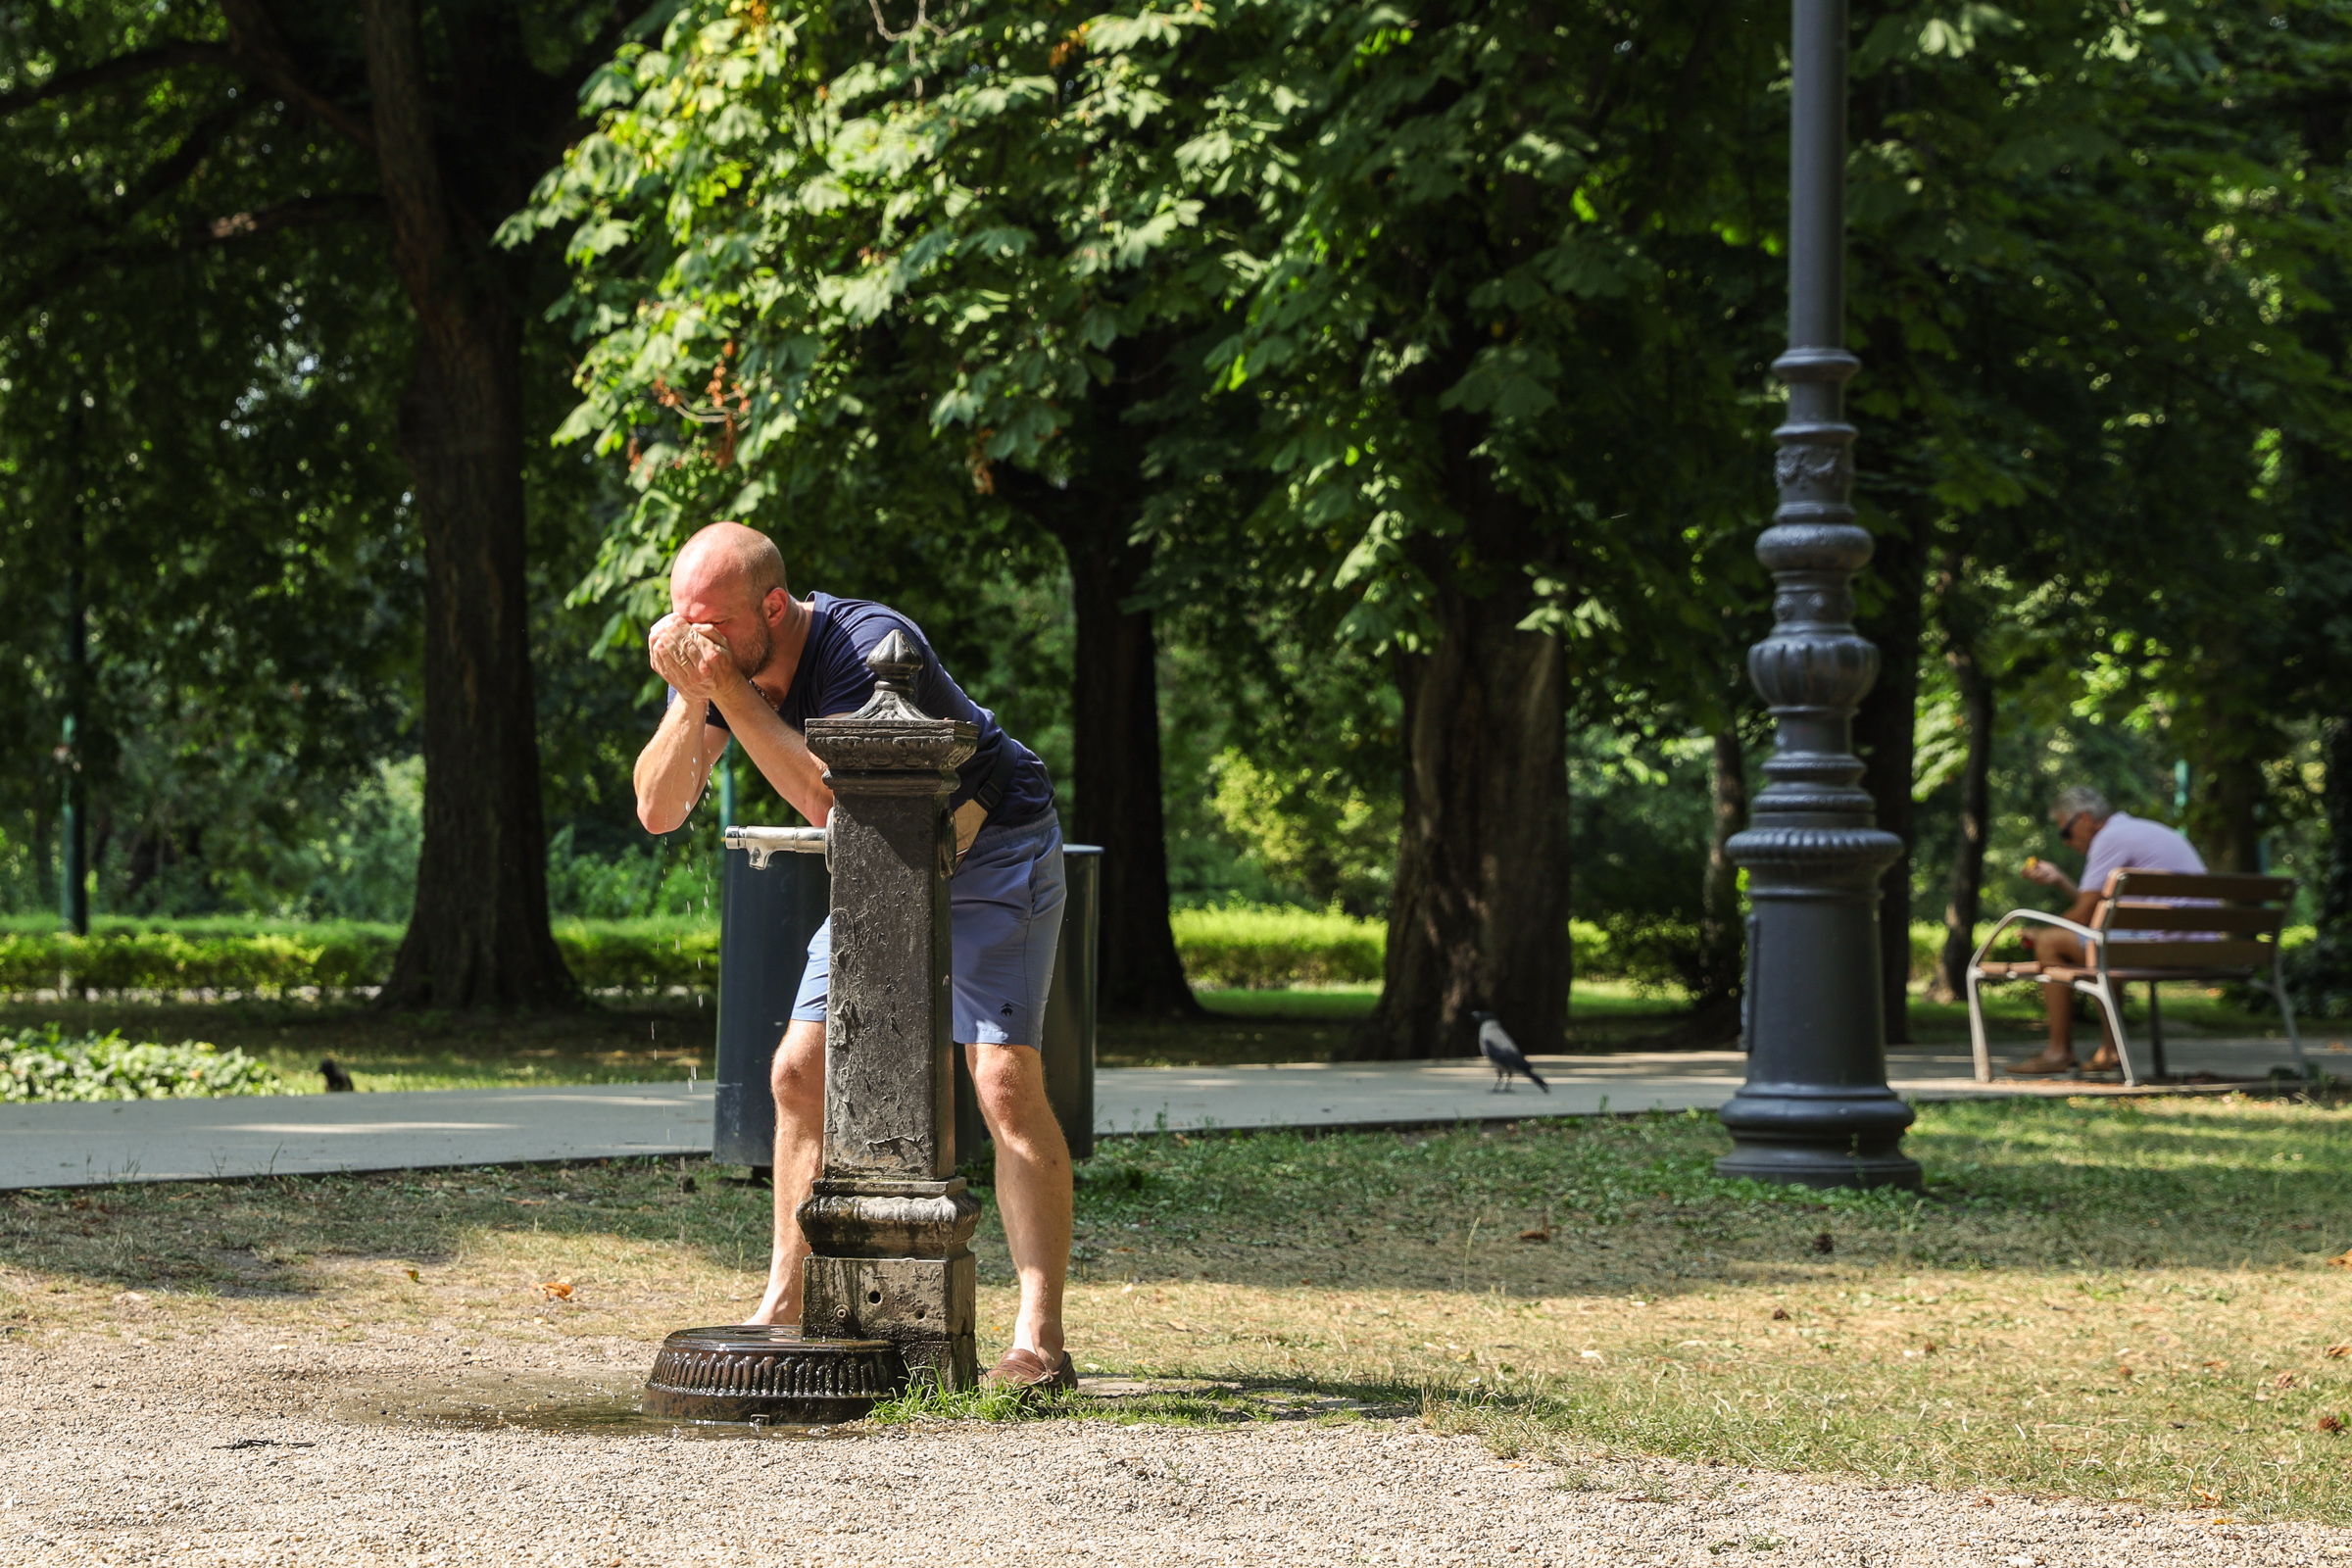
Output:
[2006,1049,2077,1076]
[2083,1046,2121,1073]
[981,1348,1076,1396]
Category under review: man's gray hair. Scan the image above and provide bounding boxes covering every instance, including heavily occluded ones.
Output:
[2051,785,2114,823]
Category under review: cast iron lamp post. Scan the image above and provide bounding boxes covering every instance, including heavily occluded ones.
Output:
[1716,0,1922,1189]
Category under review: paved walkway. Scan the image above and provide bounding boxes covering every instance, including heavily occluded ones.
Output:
[0,1036,2328,1190]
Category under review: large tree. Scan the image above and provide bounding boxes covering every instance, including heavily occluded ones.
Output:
[522,0,1276,1014]
[0,0,636,1002]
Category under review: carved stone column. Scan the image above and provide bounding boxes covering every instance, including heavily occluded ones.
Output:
[1717,0,1922,1190]
[796,629,984,1388]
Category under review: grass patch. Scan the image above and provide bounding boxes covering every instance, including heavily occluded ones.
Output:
[4,1094,2348,1520]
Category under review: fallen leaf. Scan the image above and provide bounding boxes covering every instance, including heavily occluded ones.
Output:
[1518,1226,1550,1244]
[2203,1359,2229,1370]
[2194,1488,2224,1505]
[2326,1346,2350,1359]
[2328,1250,2352,1270]
[1771,1307,1790,1321]
[2274,1373,2296,1390]
[1812,1232,1835,1255]
[2318,1415,2343,1434]
[537,1280,573,1301]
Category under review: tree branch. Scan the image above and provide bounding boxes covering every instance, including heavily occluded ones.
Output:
[195,191,386,245]
[0,39,235,118]
[218,0,376,148]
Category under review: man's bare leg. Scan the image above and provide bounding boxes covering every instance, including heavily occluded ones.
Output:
[2014,927,2114,1072]
[966,1042,1069,1360]
[746,1019,825,1325]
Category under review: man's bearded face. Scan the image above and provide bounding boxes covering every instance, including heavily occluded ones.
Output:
[725,594,773,676]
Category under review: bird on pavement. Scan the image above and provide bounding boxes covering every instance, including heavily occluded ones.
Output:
[1472,1011,1547,1093]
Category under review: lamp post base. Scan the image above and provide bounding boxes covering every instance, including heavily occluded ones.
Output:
[1715,1084,1922,1190]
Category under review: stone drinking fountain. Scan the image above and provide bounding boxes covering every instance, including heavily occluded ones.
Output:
[643,629,980,1422]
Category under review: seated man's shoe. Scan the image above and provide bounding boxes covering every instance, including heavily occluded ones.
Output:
[2006,1049,2077,1076]
[2082,1046,2121,1073]
[981,1347,1076,1396]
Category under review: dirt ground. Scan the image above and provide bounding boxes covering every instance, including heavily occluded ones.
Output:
[2,1320,2349,1567]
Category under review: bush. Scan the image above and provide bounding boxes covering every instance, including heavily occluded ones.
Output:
[1,1025,280,1102]
[553,918,719,992]
[1171,906,1385,989]
[0,926,401,996]
[0,918,719,998]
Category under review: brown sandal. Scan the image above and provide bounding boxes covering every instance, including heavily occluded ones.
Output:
[981,1348,1077,1395]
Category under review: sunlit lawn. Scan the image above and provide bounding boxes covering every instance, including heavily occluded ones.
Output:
[4,1095,2347,1521]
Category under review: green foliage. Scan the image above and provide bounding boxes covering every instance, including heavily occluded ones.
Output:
[1168,906,1386,990]
[0,1023,276,1102]
[0,917,721,998]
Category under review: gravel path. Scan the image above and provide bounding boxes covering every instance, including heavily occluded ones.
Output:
[2,1326,2345,1567]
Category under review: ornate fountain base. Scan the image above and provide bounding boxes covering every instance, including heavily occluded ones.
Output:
[642,1325,904,1424]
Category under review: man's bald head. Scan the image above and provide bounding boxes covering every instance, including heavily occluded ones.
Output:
[673,521,788,608]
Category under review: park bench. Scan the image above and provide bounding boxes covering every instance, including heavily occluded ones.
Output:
[1965,870,2308,1088]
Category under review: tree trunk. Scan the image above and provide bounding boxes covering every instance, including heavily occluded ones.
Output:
[994,348,1200,1019]
[2320,717,2352,933]
[1853,514,1924,1043]
[1623,726,1746,1053]
[1697,728,1747,1003]
[364,0,572,1007]
[1931,581,1994,1004]
[1060,530,1200,1016]
[2202,752,2266,874]
[1348,590,1568,1060]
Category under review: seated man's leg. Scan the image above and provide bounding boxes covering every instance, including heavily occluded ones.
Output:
[2014,925,2086,1073]
[968,1042,1070,1361]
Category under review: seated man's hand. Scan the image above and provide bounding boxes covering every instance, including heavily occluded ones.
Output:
[648,613,736,701]
[2022,858,2073,892]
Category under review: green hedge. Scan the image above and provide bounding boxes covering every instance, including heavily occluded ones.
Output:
[1169,906,1385,989]
[0,919,717,998]
[14,911,2266,999]
[2,1026,280,1102]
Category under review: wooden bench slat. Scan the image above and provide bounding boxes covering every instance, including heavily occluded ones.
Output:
[2099,904,2283,934]
[2104,870,2294,903]
[2092,938,2275,969]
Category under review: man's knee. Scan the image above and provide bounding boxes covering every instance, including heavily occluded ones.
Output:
[2032,926,2082,963]
[770,1023,824,1114]
[966,1046,1060,1139]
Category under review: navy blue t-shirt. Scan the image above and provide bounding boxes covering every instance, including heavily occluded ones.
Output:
[703,593,1054,823]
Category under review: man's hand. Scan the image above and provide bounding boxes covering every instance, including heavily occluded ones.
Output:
[2023,857,2075,894]
[648,613,736,701]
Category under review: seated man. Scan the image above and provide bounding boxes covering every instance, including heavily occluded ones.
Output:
[2010,785,2207,1075]
[631,521,1076,1392]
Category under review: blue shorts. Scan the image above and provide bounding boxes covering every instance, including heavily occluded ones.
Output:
[791,812,1066,1047]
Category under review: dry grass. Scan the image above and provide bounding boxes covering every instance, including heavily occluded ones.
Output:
[2,1094,2348,1523]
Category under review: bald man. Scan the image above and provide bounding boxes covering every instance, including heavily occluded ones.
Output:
[633,522,1076,1393]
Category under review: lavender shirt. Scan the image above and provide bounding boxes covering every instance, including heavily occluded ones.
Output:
[2082,810,2211,939]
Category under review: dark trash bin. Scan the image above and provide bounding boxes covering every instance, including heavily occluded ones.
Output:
[956,843,1101,1165]
[711,842,831,1169]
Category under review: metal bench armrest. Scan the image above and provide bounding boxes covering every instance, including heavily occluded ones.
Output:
[1968,908,2101,973]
